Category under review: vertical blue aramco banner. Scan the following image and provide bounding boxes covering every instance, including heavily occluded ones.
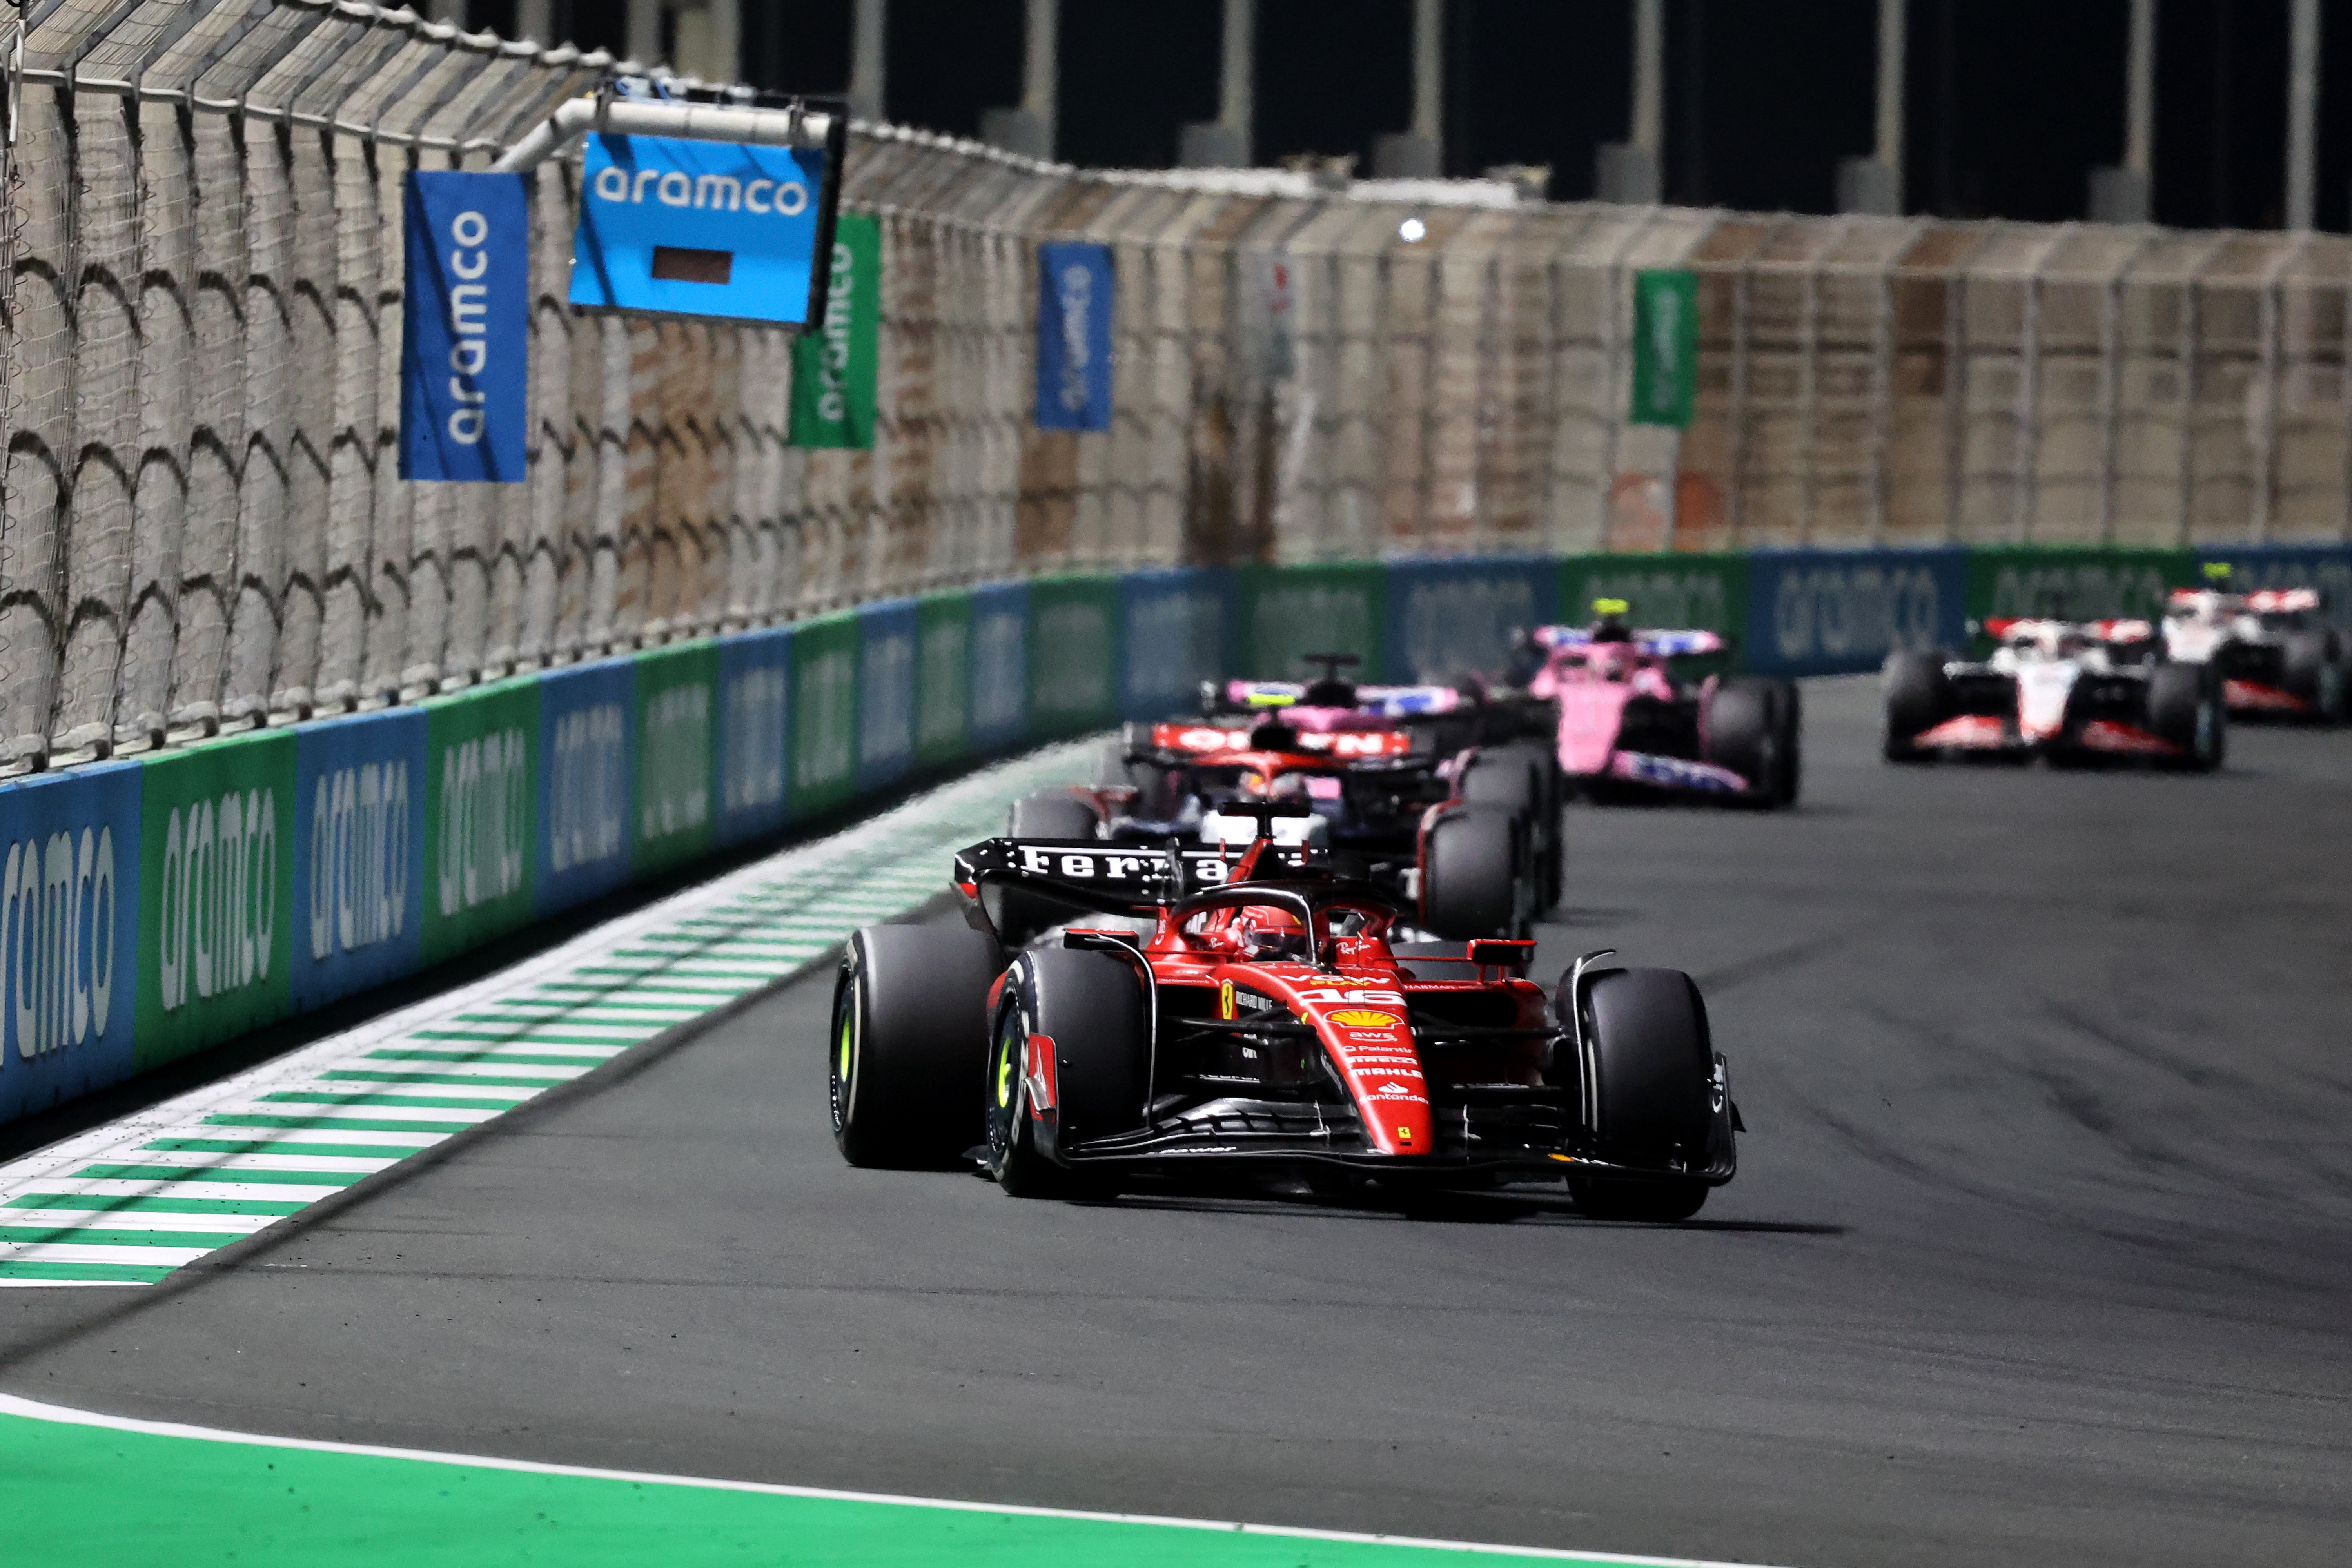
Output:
[1036,241,1115,432]
[400,171,529,482]
[571,132,829,325]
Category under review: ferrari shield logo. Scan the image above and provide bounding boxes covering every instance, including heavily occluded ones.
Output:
[1218,980,1236,1020]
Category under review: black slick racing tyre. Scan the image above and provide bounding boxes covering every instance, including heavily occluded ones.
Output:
[2147,663,2226,771]
[1880,650,1951,763]
[998,791,1103,946]
[1419,804,1525,940]
[1565,967,1715,1221]
[985,948,1149,1198]
[1706,677,1800,806]
[1094,745,1180,818]
[2281,630,2347,723]
[831,925,1004,1169]
[1007,790,1100,839]
[1460,742,1561,913]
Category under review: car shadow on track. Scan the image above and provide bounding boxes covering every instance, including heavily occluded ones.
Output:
[1091,1186,1844,1234]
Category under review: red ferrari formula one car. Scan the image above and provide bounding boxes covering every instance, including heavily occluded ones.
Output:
[1503,604,1801,808]
[828,806,1739,1221]
[1002,655,1561,943]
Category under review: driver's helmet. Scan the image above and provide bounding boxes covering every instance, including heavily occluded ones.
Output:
[1232,905,1310,963]
[1589,597,1635,644]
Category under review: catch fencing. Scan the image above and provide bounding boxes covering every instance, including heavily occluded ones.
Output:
[6,2,2352,780]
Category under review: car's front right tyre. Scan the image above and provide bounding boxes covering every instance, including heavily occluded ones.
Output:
[985,947,1151,1198]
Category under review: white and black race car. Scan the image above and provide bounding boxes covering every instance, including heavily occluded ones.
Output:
[2159,584,2346,724]
[1883,617,2224,771]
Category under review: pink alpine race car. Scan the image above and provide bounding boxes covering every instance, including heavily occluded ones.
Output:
[1510,619,1801,808]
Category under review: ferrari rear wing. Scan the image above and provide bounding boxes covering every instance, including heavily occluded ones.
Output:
[953,837,1327,920]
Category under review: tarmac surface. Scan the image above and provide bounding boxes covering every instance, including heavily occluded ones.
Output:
[4,675,2347,1568]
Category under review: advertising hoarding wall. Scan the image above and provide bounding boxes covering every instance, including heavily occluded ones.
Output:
[789,614,862,818]
[857,601,920,791]
[290,711,427,1014]
[14,539,2351,1132]
[420,681,541,969]
[1027,577,1122,738]
[537,658,639,913]
[0,764,141,1122]
[134,732,298,1071]
[633,642,720,878]
[716,629,793,847]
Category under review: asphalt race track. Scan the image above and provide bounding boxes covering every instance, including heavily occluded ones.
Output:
[4,676,2347,1568]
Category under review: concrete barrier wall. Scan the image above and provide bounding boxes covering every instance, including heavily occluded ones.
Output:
[3,543,2343,1129]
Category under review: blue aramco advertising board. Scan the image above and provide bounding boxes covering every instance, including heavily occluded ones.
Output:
[535,657,637,917]
[1035,241,1115,432]
[0,762,141,1123]
[289,710,427,1013]
[571,133,829,325]
[400,171,530,482]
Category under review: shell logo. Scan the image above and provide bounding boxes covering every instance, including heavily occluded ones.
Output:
[1327,1009,1400,1029]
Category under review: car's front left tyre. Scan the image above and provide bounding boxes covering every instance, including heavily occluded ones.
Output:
[2148,662,2226,771]
[832,925,1004,1169]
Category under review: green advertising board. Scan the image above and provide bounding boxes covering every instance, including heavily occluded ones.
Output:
[633,640,720,877]
[1234,563,1385,682]
[789,612,862,818]
[1027,575,1122,737]
[419,678,539,970]
[789,212,881,451]
[1966,547,2198,629]
[1631,269,1699,429]
[1560,551,1748,652]
[914,590,976,768]
[134,729,298,1071]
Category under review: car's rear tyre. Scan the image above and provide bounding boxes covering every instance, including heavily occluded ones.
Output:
[1460,742,1562,911]
[1007,790,1100,839]
[1095,746,1181,818]
[1419,805,1526,940]
[2282,630,2347,723]
[1706,677,1801,806]
[1881,650,1951,762]
[831,925,1004,1169]
[1560,966,1716,1222]
[985,948,1149,1198]
[2148,662,2226,771]
[997,791,1102,946]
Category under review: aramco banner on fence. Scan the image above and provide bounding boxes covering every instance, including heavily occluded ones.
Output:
[400,171,529,482]
[569,133,831,325]
[790,213,880,449]
[1036,241,1115,432]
